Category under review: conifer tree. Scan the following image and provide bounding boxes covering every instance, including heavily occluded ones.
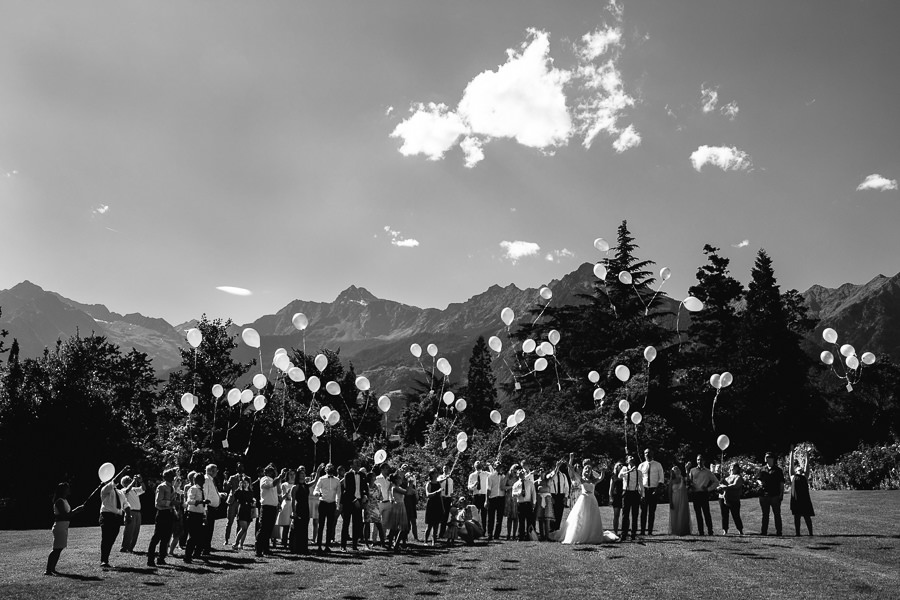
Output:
[462,336,499,430]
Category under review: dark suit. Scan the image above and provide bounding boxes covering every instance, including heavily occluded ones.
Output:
[340,470,365,550]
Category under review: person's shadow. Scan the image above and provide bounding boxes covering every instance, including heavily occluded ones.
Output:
[53,572,103,582]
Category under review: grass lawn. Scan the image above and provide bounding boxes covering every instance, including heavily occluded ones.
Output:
[1,491,897,599]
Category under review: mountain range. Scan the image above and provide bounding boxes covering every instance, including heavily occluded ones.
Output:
[2,266,898,393]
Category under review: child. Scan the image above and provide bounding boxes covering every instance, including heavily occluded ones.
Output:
[536,478,554,541]
[445,497,465,545]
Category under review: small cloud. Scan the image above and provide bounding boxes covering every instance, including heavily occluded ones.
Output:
[385,105,394,116]
[856,174,898,192]
[390,102,468,160]
[500,240,541,263]
[93,204,110,215]
[460,136,485,168]
[510,207,517,212]
[612,124,641,153]
[383,225,420,248]
[4,169,18,178]
[805,98,816,106]
[731,239,749,248]
[546,248,576,262]
[216,286,253,296]
[105,227,119,233]
[721,101,739,120]
[701,83,719,113]
[690,145,753,172]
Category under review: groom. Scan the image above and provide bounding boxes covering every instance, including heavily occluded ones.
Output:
[547,456,571,532]
[638,449,665,536]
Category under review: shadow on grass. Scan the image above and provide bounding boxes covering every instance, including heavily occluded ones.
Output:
[115,566,157,575]
[384,583,405,589]
[413,592,439,596]
[492,587,519,593]
[141,581,165,587]
[54,572,103,582]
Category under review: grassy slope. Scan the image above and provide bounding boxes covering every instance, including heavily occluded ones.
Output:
[1,491,897,600]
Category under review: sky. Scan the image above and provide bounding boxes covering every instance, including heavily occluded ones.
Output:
[1,0,898,327]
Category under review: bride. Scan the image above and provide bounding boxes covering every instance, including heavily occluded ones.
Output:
[551,466,619,544]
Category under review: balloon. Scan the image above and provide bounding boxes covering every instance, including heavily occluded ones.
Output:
[427,343,438,357]
[325,410,339,425]
[457,439,467,453]
[594,238,610,252]
[241,328,260,349]
[181,393,195,414]
[534,357,548,372]
[292,312,309,331]
[274,353,290,372]
[274,347,287,358]
[644,346,657,363]
[710,374,722,389]
[325,381,341,396]
[500,307,515,327]
[240,389,253,404]
[588,370,600,384]
[846,355,859,370]
[436,358,451,376]
[861,352,876,365]
[660,267,672,281]
[490,409,501,424]
[593,388,605,400]
[539,341,554,356]
[252,373,267,390]
[410,343,422,358]
[720,372,734,388]
[717,434,730,451]
[378,395,391,412]
[535,345,545,357]
[615,365,630,382]
[307,376,321,394]
[539,287,553,300]
[98,462,115,482]
[618,271,633,285]
[618,399,630,414]
[211,384,224,398]
[288,367,305,382]
[314,354,328,372]
[488,336,502,353]
[506,414,517,428]
[822,328,838,344]
[548,330,561,346]
[186,328,202,348]
[374,449,387,465]
[840,344,855,358]
[355,376,370,391]
[631,412,642,425]
[253,395,266,411]
[593,263,608,280]
[227,388,241,406]
[311,421,325,437]
[319,405,331,419]
[522,339,536,354]
[443,391,455,406]
[515,409,525,424]
[683,297,704,312]
[455,398,467,412]
[457,431,468,442]
[820,351,834,366]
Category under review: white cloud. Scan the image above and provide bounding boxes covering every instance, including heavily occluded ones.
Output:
[385,105,394,116]
[216,286,252,296]
[856,174,898,191]
[500,240,541,263]
[612,124,641,153]
[383,225,420,248]
[701,84,719,113]
[731,239,750,248]
[579,26,622,61]
[690,145,753,172]
[93,204,109,215]
[546,248,576,262]
[460,136,485,168]
[721,101,739,120]
[389,103,468,160]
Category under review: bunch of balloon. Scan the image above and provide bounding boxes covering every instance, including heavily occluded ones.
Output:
[435,356,453,414]
[675,296,704,347]
[310,404,342,462]
[494,408,525,455]
[588,370,606,408]
[488,335,520,390]
[716,434,730,471]
[709,372,734,430]
[274,347,306,427]
[616,268,668,317]
[819,328,876,392]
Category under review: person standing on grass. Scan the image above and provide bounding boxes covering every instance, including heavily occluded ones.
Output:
[308,464,325,544]
[437,463,454,539]
[619,455,643,541]
[45,483,84,575]
[183,472,209,563]
[468,461,490,534]
[638,449,665,536]
[513,467,535,541]
[313,463,341,553]
[232,477,255,550]
[756,452,785,536]
[274,468,295,549]
[146,468,177,567]
[505,464,520,541]
[609,462,624,536]
[423,468,444,546]
[290,466,311,554]
[119,474,144,553]
[689,454,719,536]
[257,465,282,557]
[547,456,571,534]
[224,462,245,547]
[668,464,691,535]
[340,460,365,552]
[99,473,131,568]
[383,472,410,552]
[717,464,744,536]
[789,449,814,536]
[363,469,385,548]
[200,464,221,554]
[486,461,506,541]
[168,472,185,557]
[403,466,420,543]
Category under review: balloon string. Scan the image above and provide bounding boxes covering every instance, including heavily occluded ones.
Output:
[211,390,219,446]
[623,415,628,455]
[643,362,650,410]
[645,280,666,317]
[244,411,258,456]
[258,349,264,375]
[531,298,551,326]
[630,282,648,314]
[500,356,517,383]
[552,355,562,391]
[280,372,288,428]
[430,357,436,392]
[711,388,721,430]
[675,304,685,349]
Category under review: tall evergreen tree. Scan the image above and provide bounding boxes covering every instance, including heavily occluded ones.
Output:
[461,336,499,430]
[687,244,745,362]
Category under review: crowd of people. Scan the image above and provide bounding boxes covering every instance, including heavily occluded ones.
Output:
[44,447,817,575]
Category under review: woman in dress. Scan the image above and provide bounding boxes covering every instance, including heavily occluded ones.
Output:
[609,462,624,536]
[45,482,83,575]
[382,472,409,552]
[790,453,815,536]
[668,464,691,535]
[423,468,443,546]
[273,469,295,549]
[363,470,384,548]
[308,464,324,543]
[403,467,419,542]
[551,466,619,544]
[232,477,254,550]
[505,464,520,540]
[290,466,311,554]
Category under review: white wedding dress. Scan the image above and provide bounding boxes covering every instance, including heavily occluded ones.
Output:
[551,482,619,544]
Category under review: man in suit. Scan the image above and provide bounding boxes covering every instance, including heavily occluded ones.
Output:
[340,460,366,551]
[467,461,490,533]
[546,456,571,532]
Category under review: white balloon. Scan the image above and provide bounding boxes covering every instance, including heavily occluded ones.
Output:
[311,421,325,437]
[720,372,734,388]
[840,344,855,358]
[252,373,267,390]
[457,439,467,453]
[240,389,253,404]
[427,343,438,357]
[717,434,730,451]
[506,414,517,428]
[500,307,515,327]
[355,376,370,391]
[410,343,422,358]
[618,271,633,285]
[274,353,290,372]
[319,405,331,419]
[683,297,704,312]
[314,354,328,372]
[660,267,672,281]
[455,398,467,412]
[593,388,605,400]
[522,339,536,354]
[378,395,391,412]
[327,410,340,425]
[618,399,630,414]
[539,287,553,300]
[181,393,195,414]
[443,391,455,406]
[307,376,321,394]
[846,355,859,370]
[288,367,305,382]
[186,328,202,348]
[98,462,115,482]
[490,409,501,424]
[325,381,341,396]
[631,412,642,425]
[241,328,260,349]
[253,394,266,411]
[820,351,834,366]
[374,449,387,465]
[615,365,630,382]
[535,345,546,357]
[436,357,451,376]
[588,370,600,384]
[548,330,561,346]
[539,341,554,356]
[274,347,287,358]
[710,374,722,389]
[861,352,876,366]
[822,328,838,344]
[593,263,608,280]
[488,336,502,353]
[292,312,309,331]
[226,388,241,406]
[644,346,657,363]
[534,357,548,372]
[594,238,610,252]
[211,384,224,398]
[457,431,468,442]
[515,409,525,424]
